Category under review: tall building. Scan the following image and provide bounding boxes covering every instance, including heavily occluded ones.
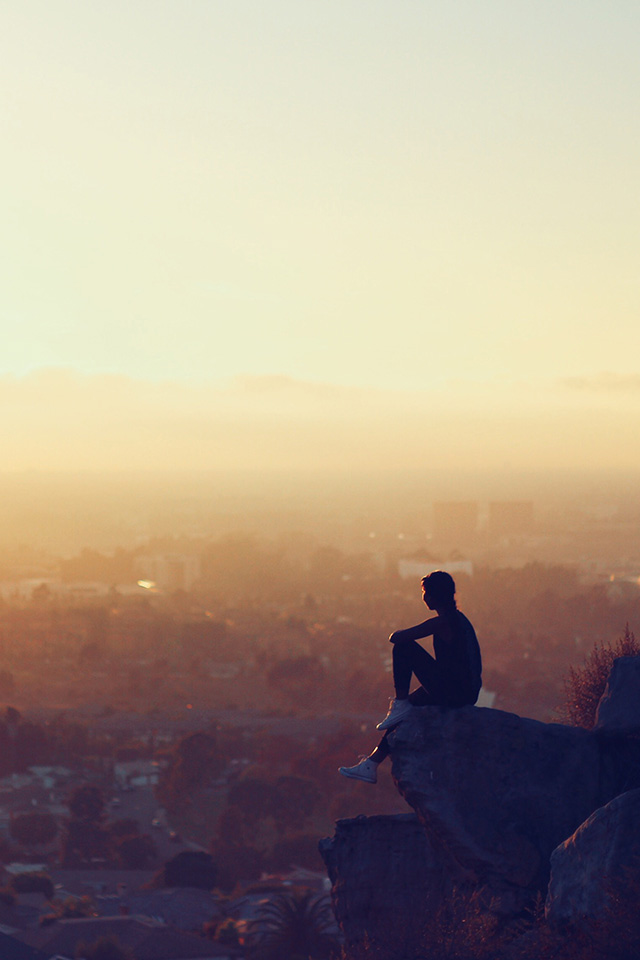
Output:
[136,553,201,592]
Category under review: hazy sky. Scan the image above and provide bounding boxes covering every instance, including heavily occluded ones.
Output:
[2,1,640,471]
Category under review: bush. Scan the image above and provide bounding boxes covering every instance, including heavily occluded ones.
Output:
[53,894,97,919]
[74,935,134,960]
[269,834,324,872]
[213,917,243,945]
[115,833,156,870]
[155,850,218,890]
[10,871,55,900]
[209,840,264,893]
[561,625,640,729]
[245,889,338,960]
[10,811,58,847]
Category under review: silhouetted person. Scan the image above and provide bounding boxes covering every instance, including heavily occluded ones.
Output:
[339,570,482,783]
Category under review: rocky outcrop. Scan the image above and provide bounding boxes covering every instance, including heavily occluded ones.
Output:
[319,814,450,954]
[595,655,640,734]
[320,662,640,954]
[387,704,640,909]
[546,788,640,932]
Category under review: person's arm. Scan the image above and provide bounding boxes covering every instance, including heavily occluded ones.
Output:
[389,617,440,644]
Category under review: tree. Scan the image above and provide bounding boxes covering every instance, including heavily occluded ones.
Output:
[267,656,325,707]
[157,731,223,813]
[68,784,106,823]
[209,838,264,892]
[161,850,217,890]
[10,871,55,899]
[61,819,112,867]
[227,777,276,826]
[269,834,324,872]
[272,776,321,831]
[246,890,338,960]
[108,818,139,839]
[115,834,156,870]
[561,625,640,728]
[51,894,97,918]
[4,706,21,725]
[61,785,110,867]
[75,934,134,960]
[210,917,243,946]
[10,812,58,848]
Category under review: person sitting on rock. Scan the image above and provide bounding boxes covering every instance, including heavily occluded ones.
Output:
[339,570,482,783]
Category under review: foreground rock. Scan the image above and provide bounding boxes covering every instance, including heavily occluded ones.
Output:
[321,695,640,954]
[319,814,449,955]
[546,787,640,932]
[321,660,640,956]
[595,655,640,734]
[387,704,640,910]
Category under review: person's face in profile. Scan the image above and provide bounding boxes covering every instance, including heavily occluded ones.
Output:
[422,586,435,610]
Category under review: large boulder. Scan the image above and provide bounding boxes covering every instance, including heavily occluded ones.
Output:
[387,705,640,909]
[319,814,454,956]
[595,656,640,734]
[320,662,640,955]
[546,787,640,933]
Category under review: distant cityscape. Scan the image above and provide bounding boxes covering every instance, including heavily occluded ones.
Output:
[0,472,638,958]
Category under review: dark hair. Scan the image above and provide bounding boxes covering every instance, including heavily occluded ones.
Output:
[421,570,456,607]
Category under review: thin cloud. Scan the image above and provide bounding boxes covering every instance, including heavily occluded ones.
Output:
[2,368,640,473]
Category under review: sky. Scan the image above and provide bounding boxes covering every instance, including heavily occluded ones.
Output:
[2,1,640,472]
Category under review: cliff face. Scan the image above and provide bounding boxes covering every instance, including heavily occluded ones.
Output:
[546,787,640,929]
[388,704,639,906]
[319,814,448,955]
[320,661,640,954]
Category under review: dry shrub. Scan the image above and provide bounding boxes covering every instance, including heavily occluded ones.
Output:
[506,916,639,960]
[505,871,640,960]
[343,886,510,960]
[560,625,640,729]
[420,887,503,960]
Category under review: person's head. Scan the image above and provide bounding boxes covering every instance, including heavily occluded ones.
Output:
[421,571,456,611]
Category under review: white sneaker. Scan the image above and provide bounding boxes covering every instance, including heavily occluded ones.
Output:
[338,757,378,784]
[376,698,413,730]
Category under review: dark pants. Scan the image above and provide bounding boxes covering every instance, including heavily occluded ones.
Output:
[371,641,474,763]
[393,639,454,702]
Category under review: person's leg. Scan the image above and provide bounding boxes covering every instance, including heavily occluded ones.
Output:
[339,733,389,782]
[369,678,444,758]
[393,640,441,699]
[369,733,390,763]
[378,642,447,730]
[341,678,446,781]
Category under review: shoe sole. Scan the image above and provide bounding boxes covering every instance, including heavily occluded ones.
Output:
[338,767,376,784]
[376,711,412,731]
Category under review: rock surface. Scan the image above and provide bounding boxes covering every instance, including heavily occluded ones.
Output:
[319,814,452,954]
[595,656,640,734]
[388,704,640,904]
[321,659,640,955]
[546,787,640,931]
